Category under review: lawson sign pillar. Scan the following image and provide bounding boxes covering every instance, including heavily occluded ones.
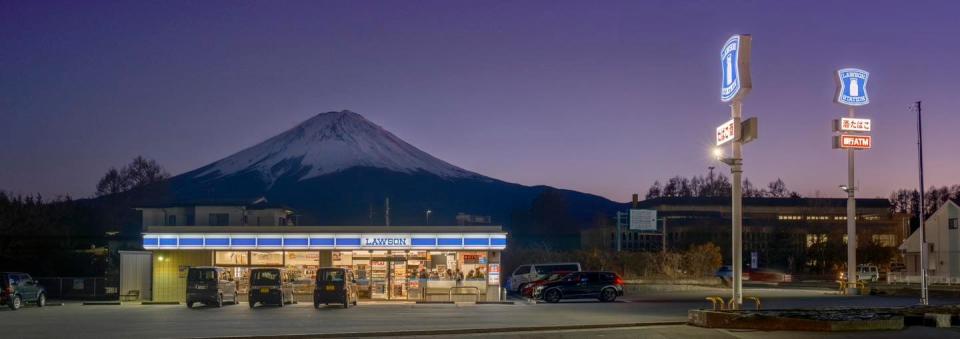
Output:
[717,34,754,309]
[832,68,870,295]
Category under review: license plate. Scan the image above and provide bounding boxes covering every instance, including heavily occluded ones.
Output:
[325,285,335,291]
[195,285,206,290]
[259,288,270,293]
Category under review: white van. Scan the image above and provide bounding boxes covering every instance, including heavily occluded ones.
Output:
[508,262,581,293]
[857,264,879,282]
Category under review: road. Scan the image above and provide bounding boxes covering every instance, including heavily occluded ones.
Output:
[0,287,956,338]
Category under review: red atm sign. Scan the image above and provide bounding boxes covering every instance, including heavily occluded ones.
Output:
[834,135,872,149]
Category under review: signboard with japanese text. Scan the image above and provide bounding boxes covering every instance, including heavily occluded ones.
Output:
[833,135,872,149]
[629,209,657,231]
[833,117,871,132]
[716,119,736,146]
[834,68,870,106]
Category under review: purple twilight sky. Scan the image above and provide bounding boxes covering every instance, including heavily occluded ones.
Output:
[1,0,958,202]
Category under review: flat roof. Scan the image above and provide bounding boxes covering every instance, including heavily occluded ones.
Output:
[145,225,504,233]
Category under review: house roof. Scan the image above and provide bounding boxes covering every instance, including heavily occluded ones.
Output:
[899,199,959,252]
[635,197,891,209]
[136,198,290,211]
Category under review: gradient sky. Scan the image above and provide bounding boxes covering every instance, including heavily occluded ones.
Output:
[2,0,958,202]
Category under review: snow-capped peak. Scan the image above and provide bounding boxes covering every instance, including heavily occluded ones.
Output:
[195,110,481,183]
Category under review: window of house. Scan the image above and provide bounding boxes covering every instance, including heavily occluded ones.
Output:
[166,215,177,226]
[208,213,229,226]
[949,218,958,230]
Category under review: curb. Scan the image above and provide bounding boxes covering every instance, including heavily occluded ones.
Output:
[476,301,514,305]
[197,321,687,338]
[82,301,121,306]
[142,301,181,305]
[414,301,454,304]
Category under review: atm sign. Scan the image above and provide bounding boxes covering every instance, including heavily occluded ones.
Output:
[834,135,872,149]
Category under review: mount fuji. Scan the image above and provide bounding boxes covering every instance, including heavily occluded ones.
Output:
[161,110,621,232]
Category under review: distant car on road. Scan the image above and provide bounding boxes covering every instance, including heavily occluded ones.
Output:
[744,268,792,283]
[508,262,581,293]
[186,267,238,308]
[715,265,733,283]
[857,264,879,282]
[313,267,359,309]
[1,272,46,310]
[534,271,623,303]
[248,268,295,308]
[521,271,573,298]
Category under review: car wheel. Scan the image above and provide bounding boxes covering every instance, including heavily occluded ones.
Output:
[9,295,21,310]
[248,300,256,308]
[186,301,194,309]
[314,301,320,309]
[353,293,358,306]
[233,293,239,304]
[216,294,223,308]
[543,289,561,303]
[599,288,617,302]
[37,293,46,307]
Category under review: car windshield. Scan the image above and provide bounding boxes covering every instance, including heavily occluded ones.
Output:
[318,269,345,282]
[188,269,217,282]
[252,270,281,285]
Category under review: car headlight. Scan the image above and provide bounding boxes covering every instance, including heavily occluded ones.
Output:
[535,286,543,291]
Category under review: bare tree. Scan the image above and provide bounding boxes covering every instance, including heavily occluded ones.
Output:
[94,156,169,197]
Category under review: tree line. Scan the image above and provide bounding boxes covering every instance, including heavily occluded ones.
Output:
[889,185,960,218]
[645,169,800,199]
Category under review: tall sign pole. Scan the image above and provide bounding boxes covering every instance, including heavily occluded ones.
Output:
[916,101,928,305]
[717,34,753,309]
[832,68,871,294]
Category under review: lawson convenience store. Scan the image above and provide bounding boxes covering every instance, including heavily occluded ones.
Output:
[141,226,507,302]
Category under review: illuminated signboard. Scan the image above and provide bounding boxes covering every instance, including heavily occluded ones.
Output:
[833,117,872,132]
[834,68,870,106]
[721,34,752,102]
[833,135,872,149]
[716,119,736,146]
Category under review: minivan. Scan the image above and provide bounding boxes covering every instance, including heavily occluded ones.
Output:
[313,267,359,309]
[857,264,879,282]
[508,263,581,293]
[186,266,238,308]
[248,268,295,308]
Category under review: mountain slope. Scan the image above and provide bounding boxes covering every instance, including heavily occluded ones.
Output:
[162,110,621,231]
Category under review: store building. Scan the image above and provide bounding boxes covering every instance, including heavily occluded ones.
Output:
[134,203,507,302]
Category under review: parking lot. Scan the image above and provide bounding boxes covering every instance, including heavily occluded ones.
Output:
[1,287,957,338]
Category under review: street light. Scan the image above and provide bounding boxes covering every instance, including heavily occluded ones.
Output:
[425,209,432,225]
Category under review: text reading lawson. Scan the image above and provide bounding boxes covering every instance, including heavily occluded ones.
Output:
[364,238,407,246]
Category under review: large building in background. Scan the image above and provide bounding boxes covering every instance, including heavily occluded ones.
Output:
[125,202,507,303]
[581,197,908,270]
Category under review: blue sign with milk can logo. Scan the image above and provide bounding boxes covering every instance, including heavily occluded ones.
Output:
[835,68,869,106]
[721,35,752,102]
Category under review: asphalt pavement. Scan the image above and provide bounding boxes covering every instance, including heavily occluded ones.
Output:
[0,287,956,338]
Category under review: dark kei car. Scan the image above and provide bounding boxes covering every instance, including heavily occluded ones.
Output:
[248,268,295,308]
[1,272,47,310]
[534,271,623,303]
[313,267,359,309]
[186,267,238,308]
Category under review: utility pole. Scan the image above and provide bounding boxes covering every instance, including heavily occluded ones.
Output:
[615,211,623,252]
[385,197,391,227]
[916,100,929,305]
[729,100,744,308]
[845,105,858,295]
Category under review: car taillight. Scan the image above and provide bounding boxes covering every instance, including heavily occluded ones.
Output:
[614,276,623,285]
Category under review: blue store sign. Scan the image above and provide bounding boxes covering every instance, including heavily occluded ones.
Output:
[835,68,870,106]
[720,34,752,103]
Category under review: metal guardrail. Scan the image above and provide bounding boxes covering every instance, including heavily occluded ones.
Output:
[887,273,960,285]
[448,286,480,302]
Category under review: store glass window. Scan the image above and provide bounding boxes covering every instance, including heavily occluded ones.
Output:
[251,251,283,265]
[215,251,249,265]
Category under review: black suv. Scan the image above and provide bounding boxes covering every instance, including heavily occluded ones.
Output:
[1,272,47,310]
[534,271,623,303]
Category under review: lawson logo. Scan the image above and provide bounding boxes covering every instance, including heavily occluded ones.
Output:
[362,237,408,247]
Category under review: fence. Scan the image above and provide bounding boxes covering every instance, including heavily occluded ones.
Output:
[886,273,960,285]
[35,277,118,300]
